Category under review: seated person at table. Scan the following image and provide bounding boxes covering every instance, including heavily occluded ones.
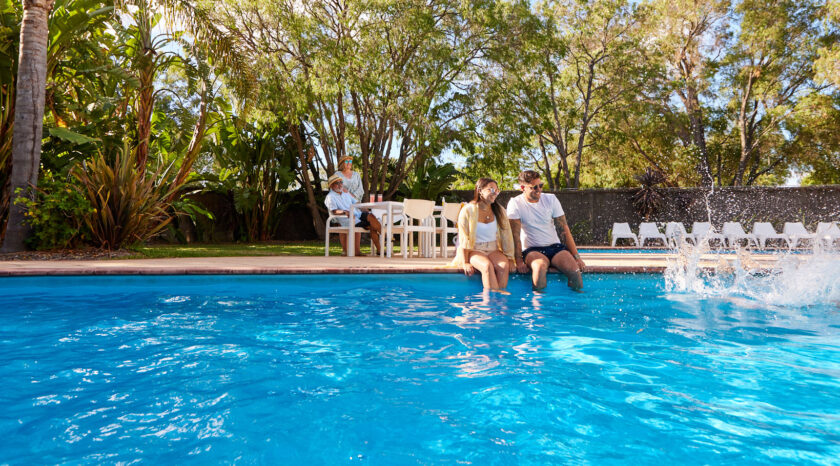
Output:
[450,177,516,291]
[325,173,382,256]
[333,155,364,200]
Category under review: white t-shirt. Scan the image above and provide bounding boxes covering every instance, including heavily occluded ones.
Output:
[506,193,564,249]
[475,218,497,243]
[324,190,361,227]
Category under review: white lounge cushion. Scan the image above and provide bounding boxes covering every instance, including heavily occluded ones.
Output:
[721,222,758,248]
[783,222,816,249]
[751,222,789,249]
[691,222,725,246]
[816,222,840,248]
[664,222,689,247]
[611,222,638,247]
[638,222,667,247]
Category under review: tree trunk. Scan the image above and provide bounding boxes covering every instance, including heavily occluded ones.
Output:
[134,66,154,171]
[289,122,325,239]
[167,79,209,201]
[573,61,596,190]
[685,85,713,187]
[134,4,155,173]
[733,71,757,186]
[1,0,54,252]
[0,86,14,246]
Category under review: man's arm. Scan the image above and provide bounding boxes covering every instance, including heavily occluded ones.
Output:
[509,218,528,273]
[555,215,585,270]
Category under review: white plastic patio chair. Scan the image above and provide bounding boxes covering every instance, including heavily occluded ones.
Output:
[664,222,689,247]
[783,222,816,249]
[394,199,437,258]
[610,222,638,247]
[324,212,374,256]
[435,202,462,258]
[815,222,840,248]
[691,222,726,247]
[721,222,758,249]
[751,222,789,250]
[638,222,667,247]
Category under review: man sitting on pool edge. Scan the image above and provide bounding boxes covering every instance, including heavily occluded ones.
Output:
[507,170,585,291]
[325,173,382,256]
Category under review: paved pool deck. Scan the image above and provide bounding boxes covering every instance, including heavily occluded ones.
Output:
[0,251,785,276]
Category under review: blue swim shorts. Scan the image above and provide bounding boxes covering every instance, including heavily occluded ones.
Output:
[522,243,567,262]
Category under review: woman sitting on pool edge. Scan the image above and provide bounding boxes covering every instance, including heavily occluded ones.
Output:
[450,177,516,291]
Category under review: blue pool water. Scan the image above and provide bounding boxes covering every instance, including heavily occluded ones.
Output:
[1,273,839,463]
[578,247,806,254]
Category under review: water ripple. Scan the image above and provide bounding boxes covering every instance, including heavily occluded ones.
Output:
[0,273,838,463]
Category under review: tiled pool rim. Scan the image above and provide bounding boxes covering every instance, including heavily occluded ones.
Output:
[0,250,785,277]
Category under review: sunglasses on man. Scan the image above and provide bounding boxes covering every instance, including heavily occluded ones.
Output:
[523,183,544,191]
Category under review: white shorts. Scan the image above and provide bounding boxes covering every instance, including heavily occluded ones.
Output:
[472,241,497,254]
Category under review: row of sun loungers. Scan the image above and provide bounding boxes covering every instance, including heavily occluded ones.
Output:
[611,221,840,249]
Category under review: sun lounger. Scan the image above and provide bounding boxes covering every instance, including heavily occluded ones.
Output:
[816,222,840,248]
[690,222,725,247]
[783,222,816,249]
[751,222,789,250]
[610,222,638,247]
[721,222,758,249]
[664,222,689,247]
[638,222,667,247]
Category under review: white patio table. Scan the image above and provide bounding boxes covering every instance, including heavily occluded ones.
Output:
[348,201,404,258]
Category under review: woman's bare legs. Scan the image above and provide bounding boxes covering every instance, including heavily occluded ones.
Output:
[468,251,499,289]
[488,250,511,289]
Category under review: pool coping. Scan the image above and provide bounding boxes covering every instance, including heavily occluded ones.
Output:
[0,252,785,277]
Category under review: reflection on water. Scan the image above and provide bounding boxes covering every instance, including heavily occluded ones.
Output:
[0,274,839,463]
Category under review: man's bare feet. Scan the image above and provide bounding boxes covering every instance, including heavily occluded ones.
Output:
[567,270,583,291]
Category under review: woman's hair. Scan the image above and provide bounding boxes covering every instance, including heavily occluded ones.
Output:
[472,177,503,221]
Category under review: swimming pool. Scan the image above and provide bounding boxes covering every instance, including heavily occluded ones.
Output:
[2,273,839,463]
[578,247,809,255]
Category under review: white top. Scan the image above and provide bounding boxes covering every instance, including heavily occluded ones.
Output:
[475,218,498,244]
[335,170,363,200]
[324,190,361,227]
[506,193,564,249]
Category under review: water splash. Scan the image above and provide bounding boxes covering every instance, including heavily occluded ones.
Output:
[664,237,840,308]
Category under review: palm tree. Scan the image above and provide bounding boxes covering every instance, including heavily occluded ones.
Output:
[1,0,55,252]
[119,0,245,173]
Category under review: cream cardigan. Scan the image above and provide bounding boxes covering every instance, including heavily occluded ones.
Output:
[450,202,516,267]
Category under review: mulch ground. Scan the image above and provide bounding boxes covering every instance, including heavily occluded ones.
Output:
[0,249,137,261]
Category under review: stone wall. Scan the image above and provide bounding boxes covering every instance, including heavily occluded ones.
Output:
[450,186,840,245]
[181,191,319,243]
[178,186,840,245]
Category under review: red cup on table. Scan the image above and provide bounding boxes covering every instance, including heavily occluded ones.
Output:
[376,193,383,202]
[369,193,376,202]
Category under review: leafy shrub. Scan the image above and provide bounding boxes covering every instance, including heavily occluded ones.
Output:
[204,119,297,241]
[570,219,594,245]
[13,171,94,250]
[632,168,666,221]
[398,158,460,202]
[71,144,180,249]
